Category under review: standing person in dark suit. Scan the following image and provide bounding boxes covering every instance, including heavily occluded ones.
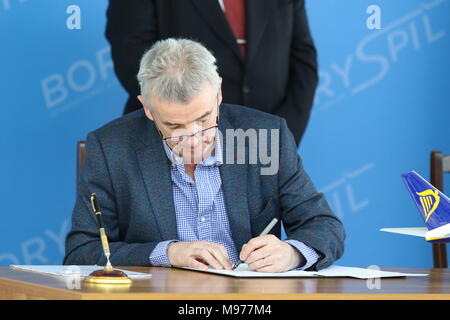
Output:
[105,0,318,146]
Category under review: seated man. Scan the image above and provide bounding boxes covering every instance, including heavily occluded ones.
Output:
[63,38,345,272]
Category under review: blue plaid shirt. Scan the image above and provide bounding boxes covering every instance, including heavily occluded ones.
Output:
[149,133,319,270]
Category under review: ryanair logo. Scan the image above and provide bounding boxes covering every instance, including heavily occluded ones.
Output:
[416,189,440,222]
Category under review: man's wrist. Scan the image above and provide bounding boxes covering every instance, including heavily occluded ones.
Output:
[149,240,178,267]
[166,240,180,266]
[288,243,305,269]
[284,239,319,270]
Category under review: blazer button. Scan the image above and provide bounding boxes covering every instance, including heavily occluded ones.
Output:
[242,85,250,94]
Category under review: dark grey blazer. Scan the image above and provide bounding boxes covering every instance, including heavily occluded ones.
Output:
[63,104,345,270]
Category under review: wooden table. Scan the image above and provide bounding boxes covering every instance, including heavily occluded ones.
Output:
[0,266,449,300]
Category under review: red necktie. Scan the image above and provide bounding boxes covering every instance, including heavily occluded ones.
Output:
[223,0,246,58]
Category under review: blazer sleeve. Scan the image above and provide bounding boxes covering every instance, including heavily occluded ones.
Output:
[277,117,345,270]
[63,132,159,266]
[105,0,158,114]
[274,0,318,145]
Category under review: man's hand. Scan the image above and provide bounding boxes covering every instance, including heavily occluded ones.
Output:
[167,241,233,271]
[239,234,303,272]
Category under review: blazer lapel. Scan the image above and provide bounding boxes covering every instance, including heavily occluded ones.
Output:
[190,0,242,62]
[218,107,252,252]
[134,118,179,241]
[246,0,276,64]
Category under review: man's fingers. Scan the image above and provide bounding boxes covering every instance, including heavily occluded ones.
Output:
[189,258,209,271]
[193,247,224,270]
[175,241,233,270]
[210,244,232,270]
[255,264,282,273]
[240,235,276,261]
[240,239,266,261]
[245,246,272,265]
[248,254,274,271]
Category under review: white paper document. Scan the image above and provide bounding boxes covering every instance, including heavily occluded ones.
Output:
[10,265,152,279]
[180,264,428,279]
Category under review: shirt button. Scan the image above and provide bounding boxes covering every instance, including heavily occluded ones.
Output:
[200,216,206,222]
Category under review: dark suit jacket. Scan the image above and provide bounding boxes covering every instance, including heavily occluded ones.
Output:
[63,104,344,270]
[105,0,318,145]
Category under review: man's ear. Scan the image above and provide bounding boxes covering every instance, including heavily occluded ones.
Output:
[137,95,154,121]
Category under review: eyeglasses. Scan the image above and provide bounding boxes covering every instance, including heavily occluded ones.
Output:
[162,124,218,143]
[150,95,219,144]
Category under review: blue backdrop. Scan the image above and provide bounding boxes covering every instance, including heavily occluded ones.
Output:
[0,0,449,267]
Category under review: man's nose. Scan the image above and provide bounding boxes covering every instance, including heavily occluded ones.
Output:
[184,134,202,149]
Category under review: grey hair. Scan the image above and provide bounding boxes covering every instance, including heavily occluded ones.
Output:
[137,38,220,106]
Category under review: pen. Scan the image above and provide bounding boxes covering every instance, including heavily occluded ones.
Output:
[232,217,279,270]
[90,193,113,271]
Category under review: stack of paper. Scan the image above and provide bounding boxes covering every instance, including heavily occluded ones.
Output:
[180,263,428,279]
[10,264,428,280]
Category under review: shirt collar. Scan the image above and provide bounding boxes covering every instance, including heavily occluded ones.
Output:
[162,131,223,168]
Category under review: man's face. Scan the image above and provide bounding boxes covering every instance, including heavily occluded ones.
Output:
[139,81,222,165]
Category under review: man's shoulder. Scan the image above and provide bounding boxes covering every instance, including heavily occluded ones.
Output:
[90,109,147,141]
[220,103,284,130]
